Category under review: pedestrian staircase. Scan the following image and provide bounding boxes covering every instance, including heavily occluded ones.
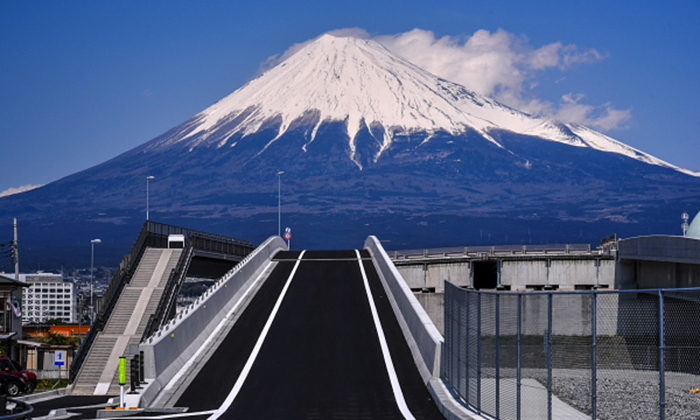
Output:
[72,248,182,395]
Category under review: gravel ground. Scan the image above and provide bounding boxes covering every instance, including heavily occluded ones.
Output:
[550,375,700,420]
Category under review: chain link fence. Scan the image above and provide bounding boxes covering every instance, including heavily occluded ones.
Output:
[443,282,700,420]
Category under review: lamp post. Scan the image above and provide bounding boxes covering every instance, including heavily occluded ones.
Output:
[90,239,101,323]
[277,171,284,237]
[146,176,155,220]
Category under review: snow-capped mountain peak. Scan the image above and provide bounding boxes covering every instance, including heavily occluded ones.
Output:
[160,34,695,175]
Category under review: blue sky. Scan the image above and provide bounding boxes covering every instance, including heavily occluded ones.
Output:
[1,0,698,194]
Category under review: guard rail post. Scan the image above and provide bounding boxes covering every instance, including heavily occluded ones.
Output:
[129,356,138,393]
[140,350,146,385]
[659,290,666,420]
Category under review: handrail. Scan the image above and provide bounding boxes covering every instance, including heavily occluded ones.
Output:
[142,235,283,343]
[390,243,594,260]
[70,222,152,382]
[141,243,194,341]
[70,220,255,382]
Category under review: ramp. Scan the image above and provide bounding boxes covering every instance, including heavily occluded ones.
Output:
[168,250,445,418]
[72,248,181,394]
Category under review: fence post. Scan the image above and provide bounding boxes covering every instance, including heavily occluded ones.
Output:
[659,290,666,420]
[456,285,462,398]
[466,290,470,405]
[517,293,522,420]
[477,292,482,414]
[496,293,500,419]
[446,284,451,380]
[547,293,553,420]
[592,292,597,420]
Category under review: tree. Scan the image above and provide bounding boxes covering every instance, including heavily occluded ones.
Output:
[42,332,79,348]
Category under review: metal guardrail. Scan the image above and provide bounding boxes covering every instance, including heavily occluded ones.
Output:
[390,244,593,260]
[70,220,256,382]
[70,221,152,382]
[141,243,195,341]
[443,283,700,420]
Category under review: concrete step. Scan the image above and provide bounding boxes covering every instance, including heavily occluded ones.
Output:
[72,247,190,394]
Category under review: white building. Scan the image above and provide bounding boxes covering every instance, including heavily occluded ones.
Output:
[18,273,75,324]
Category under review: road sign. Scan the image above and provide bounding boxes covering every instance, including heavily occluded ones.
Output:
[284,232,292,240]
[285,227,291,233]
[55,350,66,366]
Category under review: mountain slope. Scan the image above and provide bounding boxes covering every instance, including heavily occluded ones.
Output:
[2,34,699,268]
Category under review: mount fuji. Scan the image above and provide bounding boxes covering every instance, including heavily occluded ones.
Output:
[4,34,700,268]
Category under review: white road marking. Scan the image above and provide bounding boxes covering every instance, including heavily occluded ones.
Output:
[355,249,416,420]
[156,258,276,403]
[207,251,306,420]
[101,410,216,419]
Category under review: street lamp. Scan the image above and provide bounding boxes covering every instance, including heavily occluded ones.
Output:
[277,171,284,237]
[146,176,155,220]
[90,239,101,323]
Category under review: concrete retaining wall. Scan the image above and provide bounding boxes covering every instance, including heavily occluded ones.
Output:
[364,236,442,383]
[397,258,615,292]
[399,262,471,291]
[503,259,615,289]
[138,236,287,406]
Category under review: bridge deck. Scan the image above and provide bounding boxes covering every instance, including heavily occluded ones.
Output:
[174,250,443,419]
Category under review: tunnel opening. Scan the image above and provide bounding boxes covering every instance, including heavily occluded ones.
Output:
[473,261,498,289]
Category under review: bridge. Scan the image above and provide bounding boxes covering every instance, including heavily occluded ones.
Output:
[22,224,700,420]
[61,223,474,419]
[70,221,256,396]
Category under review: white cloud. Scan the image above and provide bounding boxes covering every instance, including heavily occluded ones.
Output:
[374,28,628,130]
[555,93,631,131]
[259,28,371,73]
[0,184,43,198]
[263,27,630,131]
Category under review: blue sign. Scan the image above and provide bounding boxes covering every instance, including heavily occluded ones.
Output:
[55,350,66,366]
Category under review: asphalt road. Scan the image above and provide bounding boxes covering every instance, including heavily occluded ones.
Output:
[176,249,443,419]
[24,395,113,419]
[24,250,443,419]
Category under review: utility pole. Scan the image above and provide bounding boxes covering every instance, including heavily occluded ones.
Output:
[90,239,101,323]
[277,171,284,237]
[146,176,155,221]
[13,218,18,282]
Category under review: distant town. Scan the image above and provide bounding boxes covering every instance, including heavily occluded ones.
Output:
[0,267,212,326]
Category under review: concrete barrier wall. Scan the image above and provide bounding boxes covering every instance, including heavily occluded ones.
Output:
[618,235,700,264]
[397,262,471,292]
[364,236,443,383]
[415,293,445,335]
[139,236,287,405]
[398,259,615,292]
